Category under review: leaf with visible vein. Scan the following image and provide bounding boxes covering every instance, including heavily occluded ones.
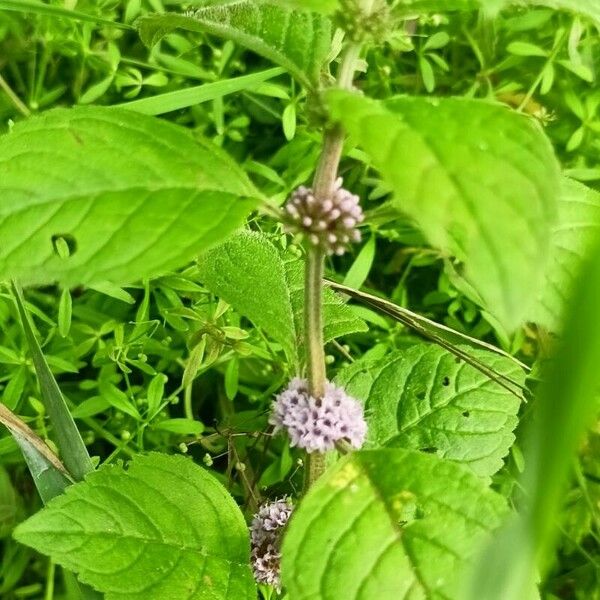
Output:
[328,91,560,332]
[136,2,332,89]
[282,448,507,600]
[338,342,525,477]
[14,453,255,600]
[530,178,600,331]
[0,107,260,287]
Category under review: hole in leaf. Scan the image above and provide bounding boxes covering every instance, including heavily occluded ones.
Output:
[462,411,470,418]
[420,446,437,454]
[442,376,450,386]
[416,390,426,400]
[52,234,77,258]
[454,357,461,363]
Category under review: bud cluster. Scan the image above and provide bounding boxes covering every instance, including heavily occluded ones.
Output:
[284,178,364,256]
[335,0,392,44]
[269,378,367,453]
[250,499,294,589]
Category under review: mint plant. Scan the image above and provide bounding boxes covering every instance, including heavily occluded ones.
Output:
[0,1,600,599]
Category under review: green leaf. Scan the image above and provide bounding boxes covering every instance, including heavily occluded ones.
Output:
[343,235,375,290]
[328,91,560,331]
[530,179,600,331]
[468,241,600,597]
[14,453,255,599]
[338,343,525,477]
[196,232,367,365]
[276,0,339,13]
[282,448,507,599]
[0,107,260,287]
[136,2,332,89]
[13,284,94,482]
[154,418,204,435]
[118,67,285,115]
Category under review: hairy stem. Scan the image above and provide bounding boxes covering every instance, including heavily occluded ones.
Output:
[303,43,362,491]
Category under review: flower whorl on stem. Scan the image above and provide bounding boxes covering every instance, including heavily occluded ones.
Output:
[250,499,294,589]
[269,378,367,453]
[284,178,364,256]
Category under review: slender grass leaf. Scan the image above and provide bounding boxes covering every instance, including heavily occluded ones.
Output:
[342,235,375,290]
[136,2,332,89]
[0,403,72,503]
[0,466,18,538]
[468,240,600,599]
[338,342,525,477]
[12,284,94,482]
[529,179,600,331]
[0,0,134,28]
[282,449,507,599]
[0,107,261,287]
[328,91,560,332]
[119,67,284,115]
[14,453,256,599]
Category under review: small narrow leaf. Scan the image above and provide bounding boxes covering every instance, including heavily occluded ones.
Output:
[12,284,94,482]
[14,453,256,599]
[328,91,560,331]
[58,288,72,338]
[136,3,332,89]
[338,342,526,477]
[282,449,507,599]
[118,67,285,115]
[0,107,261,287]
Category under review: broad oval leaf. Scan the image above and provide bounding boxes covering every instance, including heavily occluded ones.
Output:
[136,2,332,89]
[328,91,560,331]
[0,107,260,287]
[529,178,600,331]
[282,448,507,600]
[196,231,366,365]
[14,453,255,599]
[338,343,525,477]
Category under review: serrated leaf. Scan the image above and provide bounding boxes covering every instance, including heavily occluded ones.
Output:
[339,343,525,477]
[0,107,260,287]
[196,232,367,366]
[136,2,332,89]
[282,448,507,600]
[14,453,255,599]
[530,179,600,331]
[328,91,560,331]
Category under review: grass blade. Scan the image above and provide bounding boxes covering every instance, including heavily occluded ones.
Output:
[0,403,72,503]
[0,0,133,29]
[12,283,94,482]
[326,279,529,398]
[117,67,285,115]
[468,241,600,599]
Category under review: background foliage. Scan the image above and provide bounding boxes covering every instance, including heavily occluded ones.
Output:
[0,1,599,599]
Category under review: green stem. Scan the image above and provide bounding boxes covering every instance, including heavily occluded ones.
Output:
[303,43,362,491]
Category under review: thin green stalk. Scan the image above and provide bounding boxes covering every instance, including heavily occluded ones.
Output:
[0,73,30,116]
[303,42,362,490]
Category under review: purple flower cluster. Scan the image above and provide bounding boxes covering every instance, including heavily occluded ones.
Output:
[269,378,367,453]
[250,499,294,589]
[284,178,364,256]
